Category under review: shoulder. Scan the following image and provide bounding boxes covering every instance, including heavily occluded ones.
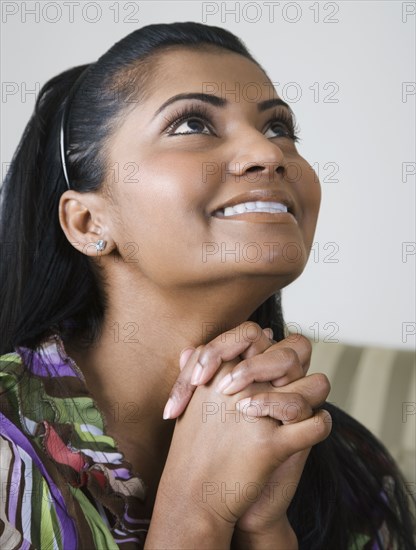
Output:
[0,348,24,387]
[0,343,79,549]
[0,343,110,550]
[0,339,147,549]
[0,428,79,550]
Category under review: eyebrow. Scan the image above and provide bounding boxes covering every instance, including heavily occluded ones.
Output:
[153,92,292,118]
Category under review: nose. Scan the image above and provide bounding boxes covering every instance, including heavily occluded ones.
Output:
[227,131,287,182]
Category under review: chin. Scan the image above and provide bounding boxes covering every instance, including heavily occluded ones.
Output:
[234,260,308,289]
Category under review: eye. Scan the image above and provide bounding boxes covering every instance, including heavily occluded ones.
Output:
[264,120,291,139]
[263,111,300,142]
[163,104,216,136]
[171,117,211,135]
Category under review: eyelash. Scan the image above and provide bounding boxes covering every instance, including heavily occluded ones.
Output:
[163,104,301,142]
[163,104,213,135]
[267,109,300,142]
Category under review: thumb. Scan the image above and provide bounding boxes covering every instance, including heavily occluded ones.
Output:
[272,448,311,500]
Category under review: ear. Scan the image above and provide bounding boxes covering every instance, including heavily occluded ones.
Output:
[58,190,114,257]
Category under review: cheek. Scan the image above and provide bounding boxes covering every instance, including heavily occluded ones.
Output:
[294,162,321,242]
[108,162,213,283]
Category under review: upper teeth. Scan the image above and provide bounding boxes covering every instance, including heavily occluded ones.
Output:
[222,201,289,216]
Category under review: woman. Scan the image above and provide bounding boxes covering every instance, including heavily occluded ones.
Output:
[0,22,414,549]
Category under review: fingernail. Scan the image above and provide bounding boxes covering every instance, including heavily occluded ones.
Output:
[238,399,261,415]
[216,373,233,393]
[264,327,273,339]
[163,397,175,420]
[191,362,203,385]
[179,348,195,371]
[236,397,251,410]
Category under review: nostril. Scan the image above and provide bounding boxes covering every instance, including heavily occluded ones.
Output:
[244,164,285,175]
[245,164,264,173]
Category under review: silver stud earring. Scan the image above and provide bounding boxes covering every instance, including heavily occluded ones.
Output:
[95,239,107,252]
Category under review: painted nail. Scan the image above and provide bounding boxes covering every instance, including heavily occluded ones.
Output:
[216,373,233,393]
[163,397,175,420]
[191,362,204,385]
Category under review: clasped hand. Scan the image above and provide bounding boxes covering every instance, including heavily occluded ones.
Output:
[162,322,332,548]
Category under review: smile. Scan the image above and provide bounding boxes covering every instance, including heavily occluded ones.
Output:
[216,201,287,216]
[213,201,298,223]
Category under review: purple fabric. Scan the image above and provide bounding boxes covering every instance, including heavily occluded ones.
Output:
[112,468,132,480]
[7,434,22,526]
[16,345,78,379]
[0,413,78,550]
[123,510,150,524]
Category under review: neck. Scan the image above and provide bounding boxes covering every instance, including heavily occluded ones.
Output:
[63,266,279,512]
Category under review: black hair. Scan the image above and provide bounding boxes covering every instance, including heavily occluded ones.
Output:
[0,21,414,549]
[0,21,262,356]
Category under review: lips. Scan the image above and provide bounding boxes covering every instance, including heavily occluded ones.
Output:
[210,190,297,219]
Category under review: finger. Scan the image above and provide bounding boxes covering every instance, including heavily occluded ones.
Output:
[265,334,312,377]
[233,334,313,391]
[278,448,311,481]
[234,373,330,417]
[236,391,313,424]
[163,347,203,420]
[191,321,274,386]
[179,347,195,371]
[275,373,331,409]
[266,447,311,488]
[268,448,311,502]
[166,322,274,419]
[216,348,304,395]
[276,334,312,374]
[262,327,274,341]
[271,409,332,463]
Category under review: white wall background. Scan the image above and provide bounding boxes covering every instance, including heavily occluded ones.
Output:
[1,0,415,349]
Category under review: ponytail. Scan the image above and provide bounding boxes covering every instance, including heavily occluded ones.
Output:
[0,64,106,355]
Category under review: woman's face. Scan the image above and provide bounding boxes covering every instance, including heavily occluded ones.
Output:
[104,47,321,291]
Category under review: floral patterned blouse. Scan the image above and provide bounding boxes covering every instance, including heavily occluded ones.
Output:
[0,334,149,549]
[0,334,396,549]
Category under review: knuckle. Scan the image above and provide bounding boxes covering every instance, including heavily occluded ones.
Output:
[278,346,299,366]
[198,343,220,367]
[284,403,303,422]
[241,321,262,342]
[311,373,331,397]
[281,393,307,419]
[199,342,213,357]
[314,411,333,439]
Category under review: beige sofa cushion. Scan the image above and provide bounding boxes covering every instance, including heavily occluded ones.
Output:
[307,340,415,483]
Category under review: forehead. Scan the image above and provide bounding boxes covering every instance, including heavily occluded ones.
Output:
[145,47,278,105]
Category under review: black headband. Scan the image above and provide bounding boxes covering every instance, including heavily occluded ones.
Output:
[59,66,91,190]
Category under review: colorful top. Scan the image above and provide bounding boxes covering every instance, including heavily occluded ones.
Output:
[0,334,150,549]
[0,334,396,549]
